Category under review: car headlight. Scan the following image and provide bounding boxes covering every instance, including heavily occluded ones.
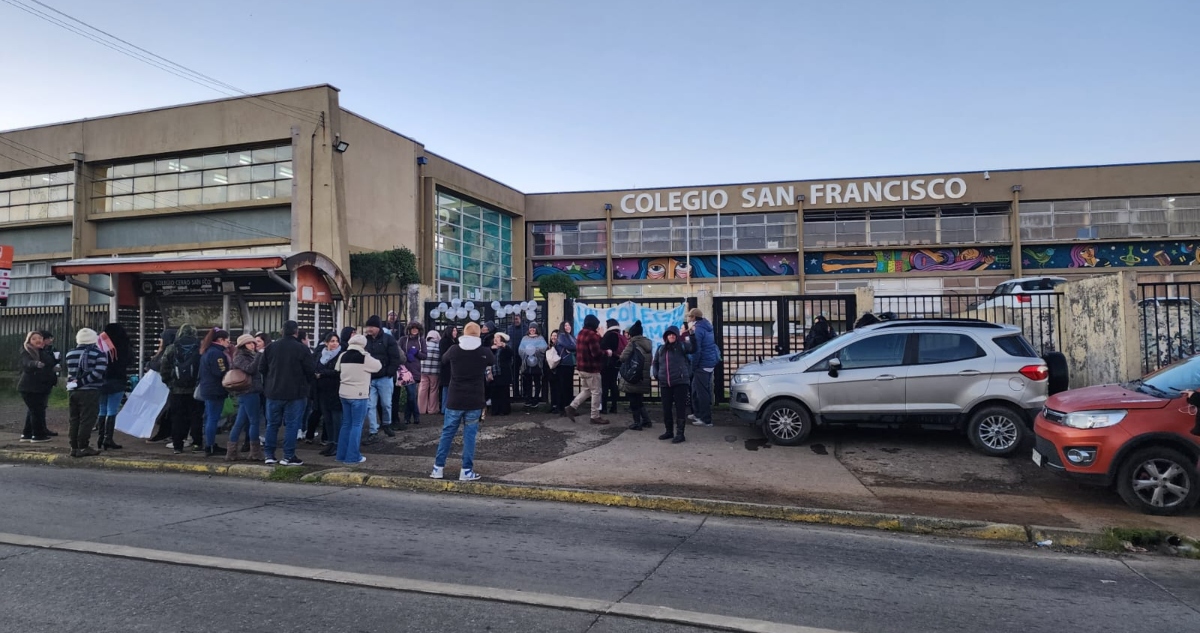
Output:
[1063,410,1126,429]
[733,373,761,384]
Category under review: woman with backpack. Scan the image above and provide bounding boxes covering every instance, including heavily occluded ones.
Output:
[18,330,57,442]
[518,324,548,408]
[651,326,692,444]
[552,321,577,415]
[96,323,132,450]
[162,324,205,454]
[198,328,231,457]
[618,321,653,431]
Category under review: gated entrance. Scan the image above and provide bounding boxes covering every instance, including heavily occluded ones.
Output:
[712,294,856,403]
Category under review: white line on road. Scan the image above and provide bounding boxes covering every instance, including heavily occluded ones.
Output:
[0,531,851,633]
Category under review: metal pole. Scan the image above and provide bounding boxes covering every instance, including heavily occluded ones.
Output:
[717,209,722,296]
[222,294,230,331]
[685,210,691,291]
[137,295,145,378]
[108,273,119,323]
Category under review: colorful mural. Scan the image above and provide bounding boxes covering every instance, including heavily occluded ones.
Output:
[612,254,797,280]
[531,260,607,282]
[804,247,1010,275]
[1021,241,1200,269]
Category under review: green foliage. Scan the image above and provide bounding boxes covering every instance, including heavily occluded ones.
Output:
[349,247,420,293]
[538,272,580,299]
[268,466,306,482]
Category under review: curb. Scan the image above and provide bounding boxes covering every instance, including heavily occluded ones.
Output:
[0,449,274,479]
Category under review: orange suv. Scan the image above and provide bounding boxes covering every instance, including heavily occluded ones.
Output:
[1034,356,1200,515]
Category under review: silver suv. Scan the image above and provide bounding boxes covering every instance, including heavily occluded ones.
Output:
[730,320,1051,456]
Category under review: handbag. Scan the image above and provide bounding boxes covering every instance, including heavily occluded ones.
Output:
[546,346,561,370]
[396,365,415,386]
[193,384,203,401]
[222,368,252,392]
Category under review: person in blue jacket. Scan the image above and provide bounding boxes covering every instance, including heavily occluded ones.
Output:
[683,308,719,428]
[197,328,231,457]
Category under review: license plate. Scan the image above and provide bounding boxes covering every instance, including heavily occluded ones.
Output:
[1032,449,1044,467]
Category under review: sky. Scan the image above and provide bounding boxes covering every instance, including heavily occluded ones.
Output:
[0,0,1196,193]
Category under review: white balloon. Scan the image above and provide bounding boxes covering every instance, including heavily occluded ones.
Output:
[437,302,448,312]
[491,301,501,311]
[450,298,462,308]
[469,309,480,321]
[525,310,536,321]
[429,308,440,319]
[459,308,469,319]
[465,301,475,311]
[498,306,509,317]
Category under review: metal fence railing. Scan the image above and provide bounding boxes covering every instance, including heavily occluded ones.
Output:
[0,301,109,373]
[873,293,1062,356]
[1138,282,1200,374]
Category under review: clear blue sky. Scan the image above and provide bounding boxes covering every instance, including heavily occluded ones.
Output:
[1,0,1196,192]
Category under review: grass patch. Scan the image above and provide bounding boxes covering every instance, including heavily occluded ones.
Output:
[1097,527,1200,559]
[267,466,306,482]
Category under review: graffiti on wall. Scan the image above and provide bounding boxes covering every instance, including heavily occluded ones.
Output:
[531,260,607,282]
[611,254,797,280]
[804,247,1010,275]
[1021,241,1200,269]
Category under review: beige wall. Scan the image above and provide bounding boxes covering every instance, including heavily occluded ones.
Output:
[525,162,1200,222]
[1060,271,1142,388]
[339,111,421,254]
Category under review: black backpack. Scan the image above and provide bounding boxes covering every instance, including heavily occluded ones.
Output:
[619,345,645,385]
[172,342,201,388]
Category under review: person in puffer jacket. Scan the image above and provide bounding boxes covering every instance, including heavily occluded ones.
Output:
[618,321,653,431]
[336,334,382,465]
[396,321,427,426]
[651,326,691,444]
[226,334,264,461]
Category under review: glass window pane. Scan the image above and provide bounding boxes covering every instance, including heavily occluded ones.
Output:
[48,200,71,217]
[133,194,155,210]
[203,153,227,169]
[47,185,68,201]
[157,190,178,209]
[228,184,252,202]
[179,188,202,206]
[0,207,9,222]
[112,196,134,212]
[252,181,275,199]
[92,197,109,213]
[29,188,48,203]
[180,156,204,171]
[275,145,293,161]
[112,164,136,178]
[250,164,274,182]
[30,203,49,219]
[0,191,8,206]
[10,189,29,205]
[251,147,275,163]
[50,171,74,184]
[202,186,227,205]
[155,174,179,190]
[179,172,202,189]
[133,176,155,193]
[228,150,254,166]
[275,161,293,179]
[133,162,154,176]
[836,333,908,370]
[156,158,180,173]
[275,180,292,199]
[203,169,228,186]
[227,166,252,184]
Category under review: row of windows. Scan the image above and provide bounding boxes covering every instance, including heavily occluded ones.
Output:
[0,171,75,223]
[0,170,74,191]
[1019,196,1200,241]
[530,213,802,257]
[5,261,68,307]
[812,332,986,370]
[91,144,294,213]
[435,190,514,301]
[803,205,1010,248]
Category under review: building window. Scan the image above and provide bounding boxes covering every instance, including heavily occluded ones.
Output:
[91,144,294,213]
[612,212,798,256]
[531,221,607,257]
[0,170,74,224]
[1019,196,1200,242]
[804,205,1009,248]
[7,261,68,306]
[435,190,513,301]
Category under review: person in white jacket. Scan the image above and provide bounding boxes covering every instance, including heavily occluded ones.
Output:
[335,334,382,465]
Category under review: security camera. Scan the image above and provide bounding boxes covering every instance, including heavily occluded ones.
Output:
[984,171,990,180]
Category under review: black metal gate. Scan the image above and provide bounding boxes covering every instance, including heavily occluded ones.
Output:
[712,294,856,403]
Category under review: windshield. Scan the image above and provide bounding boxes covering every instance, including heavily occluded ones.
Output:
[1137,355,1200,396]
[788,332,843,362]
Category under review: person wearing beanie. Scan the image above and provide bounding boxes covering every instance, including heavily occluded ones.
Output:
[419,329,442,415]
[362,314,401,443]
[226,333,265,461]
[564,314,608,425]
[517,323,548,408]
[431,321,495,481]
[619,321,654,430]
[197,328,231,456]
[334,333,381,465]
[684,307,719,428]
[65,327,108,457]
[396,321,427,426]
[652,325,693,443]
[599,318,625,415]
[161,324,205,454]
[260,319,318,466]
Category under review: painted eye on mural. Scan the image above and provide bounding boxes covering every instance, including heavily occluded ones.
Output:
[647,264,666,279]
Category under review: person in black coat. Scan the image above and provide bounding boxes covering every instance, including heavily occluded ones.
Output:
[18,330,58,442]
[600,319,622,414]
[97,322,133,450]
[489,333,513,416]
[260,320,318,465]
[314,330,343,455]
[363,315,401,441]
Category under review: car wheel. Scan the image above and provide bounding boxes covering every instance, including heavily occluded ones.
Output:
[760,399,812,446]
[1043,352,1069,395]
[966,406,1028,457]
[1116,447,1200,516]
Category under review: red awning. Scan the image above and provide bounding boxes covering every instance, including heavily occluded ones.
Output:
[51,253,287,276]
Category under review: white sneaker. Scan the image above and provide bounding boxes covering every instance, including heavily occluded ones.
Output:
[264,457,278,465]
[687,414,699,422]
[430,465,444,479]
[459,469,481,481]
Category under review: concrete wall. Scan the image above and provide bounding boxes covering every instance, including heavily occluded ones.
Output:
[338,111,421,254]
[1059,271,1142,388]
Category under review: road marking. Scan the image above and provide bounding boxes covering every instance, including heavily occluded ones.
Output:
[0,531,850,633]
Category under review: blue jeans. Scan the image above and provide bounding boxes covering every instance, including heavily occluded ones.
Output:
[98,391,124,416]
[403,382,420,424]
[441,386,448,412]
[203,398,225,447]
[265,398,306,460]
[691,369,714,425]
[367,377,393,434]
[337,398,368,463]
[435,408,481,471]
[229,393,263,448]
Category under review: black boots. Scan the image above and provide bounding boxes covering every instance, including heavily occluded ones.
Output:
[100,416,122,450]
[672,425,686,444]
[628,409,654,431]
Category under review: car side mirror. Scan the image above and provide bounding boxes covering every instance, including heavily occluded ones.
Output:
[828,358,841,378]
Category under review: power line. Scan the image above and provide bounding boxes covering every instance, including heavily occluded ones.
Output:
[1,0,325,128]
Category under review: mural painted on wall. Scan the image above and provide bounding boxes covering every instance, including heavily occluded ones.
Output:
[804,247,1010,275]
[531,260,607,282]
[1021,241,1200,270]
[611,254,797,280]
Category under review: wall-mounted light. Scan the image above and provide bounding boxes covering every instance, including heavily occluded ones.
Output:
[333,134,349,153]
[795,195,806,203]
[604,203,612,211]
[417,156,428,165]
[1011,185,1022,193]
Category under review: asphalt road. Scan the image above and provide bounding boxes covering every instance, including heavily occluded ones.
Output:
[0,464,1197,633]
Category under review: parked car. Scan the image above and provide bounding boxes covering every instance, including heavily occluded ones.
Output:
[730,319,1062,456]
[976,276,1066,310]
[1033,356,1200,515]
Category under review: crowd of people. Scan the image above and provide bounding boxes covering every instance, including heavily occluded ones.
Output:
[16,306,727,480]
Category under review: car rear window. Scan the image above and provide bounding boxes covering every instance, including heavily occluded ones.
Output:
[993,334,1038,357]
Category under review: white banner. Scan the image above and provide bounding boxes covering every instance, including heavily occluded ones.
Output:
[115,370,169,439]
[573,301,687,357]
